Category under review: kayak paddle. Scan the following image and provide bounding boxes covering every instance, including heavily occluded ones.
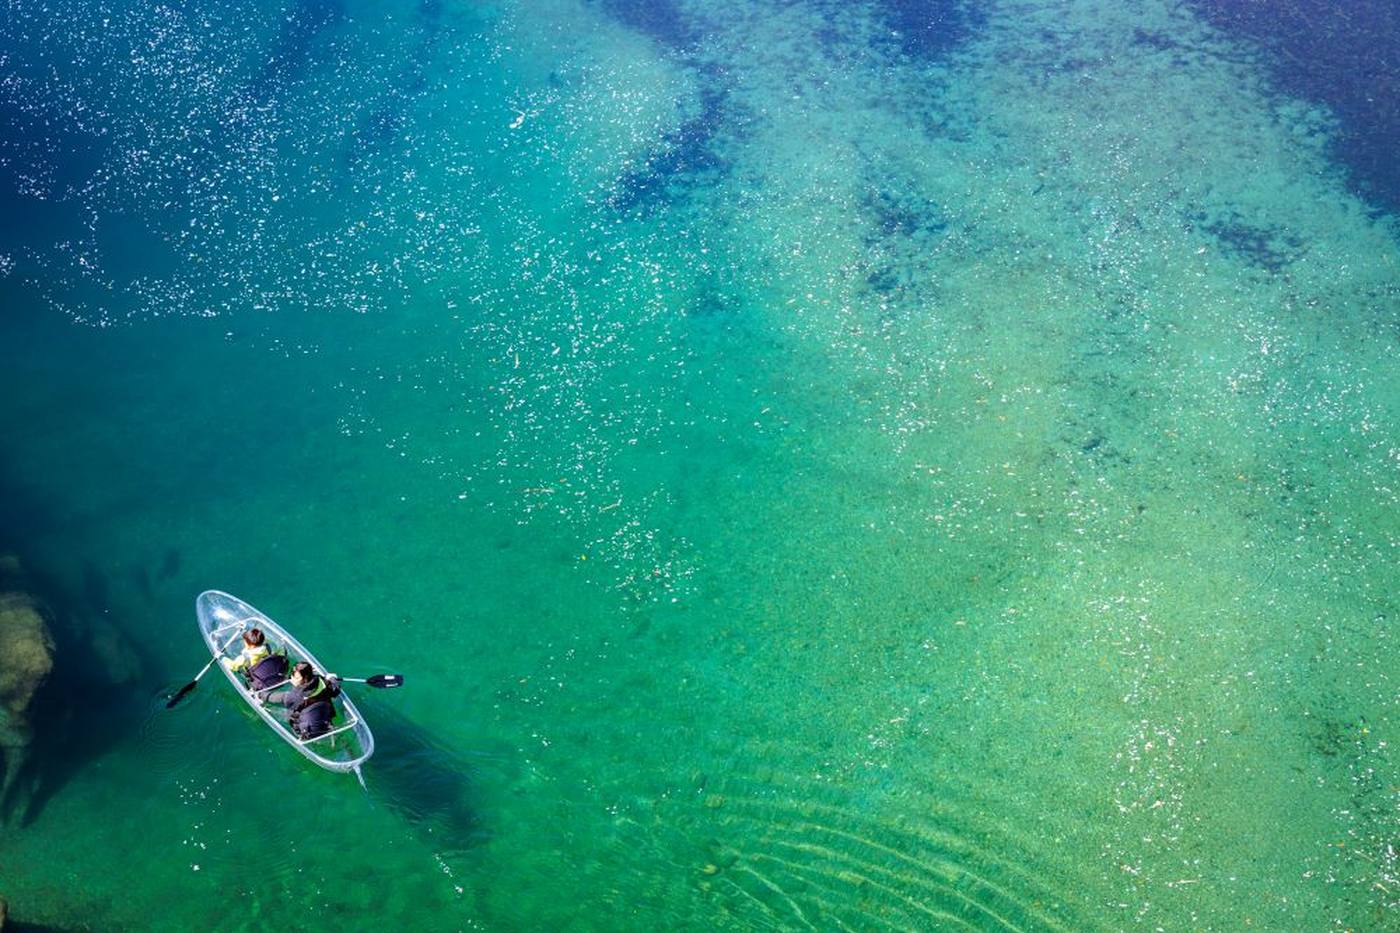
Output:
[167,629,245,709]
[341,674,405,689]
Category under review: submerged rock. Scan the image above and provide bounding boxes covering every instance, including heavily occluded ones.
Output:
[0,592,54,741]
[0,552,149,823]
[0,558,57,810]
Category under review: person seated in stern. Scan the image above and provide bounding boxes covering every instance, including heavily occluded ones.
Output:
[278,661,342,739]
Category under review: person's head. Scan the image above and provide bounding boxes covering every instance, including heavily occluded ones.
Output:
[243,628,265,648]
[291,661,317,686]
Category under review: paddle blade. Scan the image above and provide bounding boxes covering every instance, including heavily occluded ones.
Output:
[366,674,404,689]
[166,680,198,709]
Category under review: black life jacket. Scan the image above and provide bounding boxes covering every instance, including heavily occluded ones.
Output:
[291,676,340,738]
[246,652,289,690]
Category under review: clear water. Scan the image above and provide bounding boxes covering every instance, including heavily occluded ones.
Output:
[1,0,1397,929]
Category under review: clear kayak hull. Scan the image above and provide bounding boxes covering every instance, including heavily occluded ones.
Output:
[196,590,374,774]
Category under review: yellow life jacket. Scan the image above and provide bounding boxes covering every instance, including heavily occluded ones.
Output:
[227,642,271,672]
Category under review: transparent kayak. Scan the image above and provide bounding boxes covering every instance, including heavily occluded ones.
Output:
[197,590,373,778]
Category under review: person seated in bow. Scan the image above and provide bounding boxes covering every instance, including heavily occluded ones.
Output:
[221,627,289,692]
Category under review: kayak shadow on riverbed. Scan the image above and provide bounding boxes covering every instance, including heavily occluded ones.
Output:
[359,702,491,857]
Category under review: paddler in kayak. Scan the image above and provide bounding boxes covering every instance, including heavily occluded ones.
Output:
[221,628,290,691]
[275,661,343,739]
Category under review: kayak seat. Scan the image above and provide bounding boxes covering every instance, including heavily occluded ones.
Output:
[246,652,289,691]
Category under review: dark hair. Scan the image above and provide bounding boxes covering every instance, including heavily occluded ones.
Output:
[244,628,265,647]
[292,661,316,682]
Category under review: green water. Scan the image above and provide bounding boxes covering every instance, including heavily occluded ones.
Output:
[1,0,1398,929]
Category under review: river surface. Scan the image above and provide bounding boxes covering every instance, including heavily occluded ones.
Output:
[0,1,1397,929]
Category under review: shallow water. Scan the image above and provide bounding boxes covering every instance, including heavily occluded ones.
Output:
[0,0,1397,929]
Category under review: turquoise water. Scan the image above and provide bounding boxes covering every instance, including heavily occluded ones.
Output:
[1,0,1398,929]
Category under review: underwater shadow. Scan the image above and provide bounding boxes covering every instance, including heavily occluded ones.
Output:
[4,919,80,933]
[361,703,490,855]
[2,596,148,829]
[611,75,736,216]
[879,0,987,61]
[0,465,151,828]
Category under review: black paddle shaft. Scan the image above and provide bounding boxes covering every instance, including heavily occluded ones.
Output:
[167,628,245,709]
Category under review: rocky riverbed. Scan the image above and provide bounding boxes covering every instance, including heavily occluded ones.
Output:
[0,555,55,817]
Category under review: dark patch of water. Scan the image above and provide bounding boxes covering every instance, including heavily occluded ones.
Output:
[864,266,901,294]
[3,919,80,933]
[157,547,182,582]
[612,78,736,215]
[1132,27,1181,52]
[1184,207,1308,272]
[79,561,109,614]
[0,480,49,561]
[592,0,697,50]
[0,460,154,827]
[1187,0,1400,217]
[129,565,155,605]
[1,584,149,828]
[864,185,947,240]
[858,181,949,298]
[362,705,489,854]
[260,0,348,90]
[878,0,985,61]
